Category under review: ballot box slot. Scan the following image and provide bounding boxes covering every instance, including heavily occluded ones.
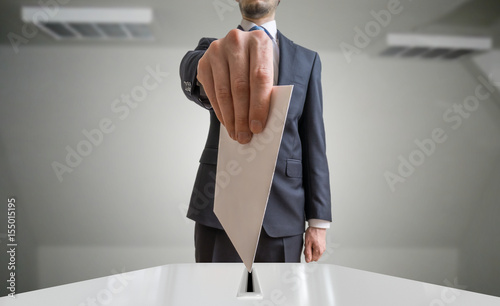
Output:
[247,272,254,292]
[237,268,262,299]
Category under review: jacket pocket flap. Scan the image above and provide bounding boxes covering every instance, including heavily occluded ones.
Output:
[286,159,302,178]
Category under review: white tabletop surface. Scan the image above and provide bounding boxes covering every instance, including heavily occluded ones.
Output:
[1,263,499,306]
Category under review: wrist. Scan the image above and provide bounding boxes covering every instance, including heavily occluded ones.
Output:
[307,218,330,229]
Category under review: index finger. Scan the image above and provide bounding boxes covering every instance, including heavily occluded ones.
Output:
[248,32,273,134]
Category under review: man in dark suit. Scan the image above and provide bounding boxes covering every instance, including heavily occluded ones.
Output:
[180,0,331,263]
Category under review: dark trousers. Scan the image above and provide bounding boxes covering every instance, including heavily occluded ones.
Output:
[194,222,303,263]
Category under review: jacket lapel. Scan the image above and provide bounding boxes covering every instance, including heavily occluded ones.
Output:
[277,30,297,86]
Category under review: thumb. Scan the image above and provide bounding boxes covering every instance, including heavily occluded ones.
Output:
[304,245,312,263]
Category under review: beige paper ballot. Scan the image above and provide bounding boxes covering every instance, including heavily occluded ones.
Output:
[214,85,293,272]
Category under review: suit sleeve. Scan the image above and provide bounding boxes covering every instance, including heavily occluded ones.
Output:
[179,37,217,109]
[299,53,332,222]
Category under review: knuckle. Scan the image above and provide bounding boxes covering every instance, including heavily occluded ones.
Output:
[234,115,248,126]
[215,87,232,102]
[206,42,219,56]
[225,121,235,130]
[252,66,273,83]
[250,30,267,41]
[251,34,272,50]
[226,29,240,41]
[197,60,208,76]
[251,99,268,109]
[197,64,212,83]
[210,39,221,49]
[198,55,206,66]
[225,29,244,48]
[233,78,249,93]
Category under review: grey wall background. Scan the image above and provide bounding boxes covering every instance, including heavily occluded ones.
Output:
[0,0,499,299]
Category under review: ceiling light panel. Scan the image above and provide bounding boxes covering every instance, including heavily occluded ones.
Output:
[21,7,154,41]
[379,33,492,60]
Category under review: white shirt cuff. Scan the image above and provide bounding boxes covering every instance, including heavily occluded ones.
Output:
[307,219,331,229]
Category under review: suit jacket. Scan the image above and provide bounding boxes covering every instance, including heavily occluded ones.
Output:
[179,30,331,238]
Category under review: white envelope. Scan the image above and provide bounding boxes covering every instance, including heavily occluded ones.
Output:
[214,85,293,272]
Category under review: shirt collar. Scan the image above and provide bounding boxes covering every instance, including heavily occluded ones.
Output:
[239,19,277,41]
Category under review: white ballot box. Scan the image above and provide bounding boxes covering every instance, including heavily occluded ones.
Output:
[1,263,499,306]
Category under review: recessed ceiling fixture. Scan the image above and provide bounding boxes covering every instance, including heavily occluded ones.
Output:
[380,33,492,60]
[21,7,154,41]
[374,0,498,60]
